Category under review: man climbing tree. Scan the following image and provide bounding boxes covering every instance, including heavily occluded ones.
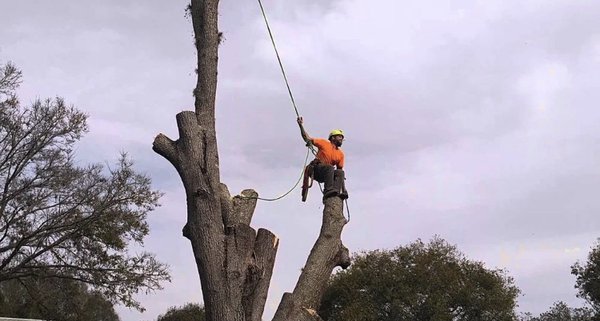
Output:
[297,116,348,201]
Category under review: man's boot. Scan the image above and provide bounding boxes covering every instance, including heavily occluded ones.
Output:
[322,182,338,202]
[323,189,338,199]
[339,186,349,200]
[334,169,348,199]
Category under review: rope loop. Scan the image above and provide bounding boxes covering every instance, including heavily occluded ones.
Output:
[243,147,311,201]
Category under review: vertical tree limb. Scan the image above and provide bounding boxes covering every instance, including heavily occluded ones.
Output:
[272,197,349,321]
[244,228,279,321]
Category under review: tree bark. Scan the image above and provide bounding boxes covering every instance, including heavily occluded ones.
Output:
[272,197,350,321]
[153,1,350,320]
[155,112,280,320]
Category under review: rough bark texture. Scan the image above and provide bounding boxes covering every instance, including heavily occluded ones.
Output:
[272,197,350,321]
[153,1,350,320]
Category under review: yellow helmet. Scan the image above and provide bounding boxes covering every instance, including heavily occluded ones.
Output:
[328,129,344,139]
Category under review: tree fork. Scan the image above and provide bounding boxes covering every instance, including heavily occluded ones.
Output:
[153,110,278,321]
[153,0,351,320]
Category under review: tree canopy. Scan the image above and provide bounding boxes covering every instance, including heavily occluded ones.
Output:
[572,239,600,316]
[319,237,520,321]
[0,62,170,310]
[520,301,595,321]
[0,277,120,321]
[156,303,206,321]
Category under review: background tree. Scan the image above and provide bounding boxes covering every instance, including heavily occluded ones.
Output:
[0,62,170,310]
[519,301,595,321]
[0,277,119,321]
[572,239,600,316]
[319,237,520,321]
[156,303,205,321]
[152,2,350,321]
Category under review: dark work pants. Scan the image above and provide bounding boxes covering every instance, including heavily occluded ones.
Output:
[313,163,347,197]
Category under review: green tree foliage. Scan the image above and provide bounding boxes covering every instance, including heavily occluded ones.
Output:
[573,240,600,315]
[0,277,119,321]
[156,303,205,321]
[520,301,595,321]
[319,237,520,321]
[0,62,170,310]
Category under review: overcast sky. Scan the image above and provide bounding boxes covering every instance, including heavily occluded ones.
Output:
[2,0,600,320]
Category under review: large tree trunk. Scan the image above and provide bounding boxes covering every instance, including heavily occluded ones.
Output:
[153,1,350,320]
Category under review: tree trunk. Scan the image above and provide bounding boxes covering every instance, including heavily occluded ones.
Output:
[153,1,350,320]
[272,197,350,321]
